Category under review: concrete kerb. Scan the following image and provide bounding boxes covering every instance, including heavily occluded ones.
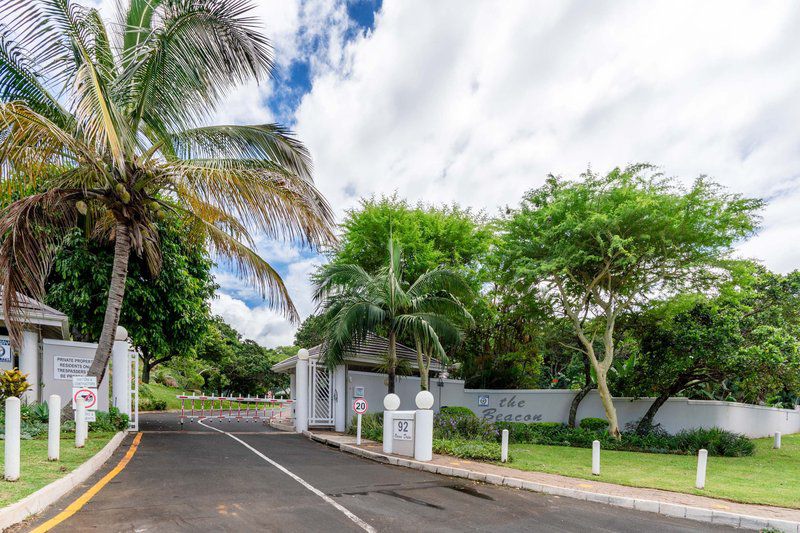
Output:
[0,431,127,531]
[301,429,800,533]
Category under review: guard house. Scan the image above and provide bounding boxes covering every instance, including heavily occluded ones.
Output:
[272,333,463,432]
[0,290,109,409]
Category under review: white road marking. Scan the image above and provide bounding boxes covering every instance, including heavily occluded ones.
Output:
[198,418,376,533]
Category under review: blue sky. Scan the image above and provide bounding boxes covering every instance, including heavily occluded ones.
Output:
[178,0,800,347]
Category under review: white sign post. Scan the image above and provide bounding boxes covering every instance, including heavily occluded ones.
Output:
[72,376,98,422]
[353,398,368,445]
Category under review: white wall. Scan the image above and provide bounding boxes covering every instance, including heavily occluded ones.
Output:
[42,339,109,411]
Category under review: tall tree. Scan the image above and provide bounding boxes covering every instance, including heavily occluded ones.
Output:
[501,164,761,437]
[315,239,472,392]
[45,215,216,383]
[0,0,334,387]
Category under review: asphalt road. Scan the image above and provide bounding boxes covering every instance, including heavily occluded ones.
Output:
[18,413,733,532]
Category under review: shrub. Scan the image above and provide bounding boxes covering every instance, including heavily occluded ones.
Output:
[579,417,608,432]
[673,427,755,457]
[89,408,129,432]
[434,408,496,441]
[433,439,507,462]
[0,368,30,402]
[348,412,383,442]
[140,399,168,411]
[439,406,477,418]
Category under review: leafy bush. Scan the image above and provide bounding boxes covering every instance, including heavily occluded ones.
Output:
[348,412,383,442]
[672,427,755,457]
[433,439,507,462]
[140,399,167,411]
[434,408,497,441]
[89,408,130,432]
[1,368,31,402]
[579,417,608,432]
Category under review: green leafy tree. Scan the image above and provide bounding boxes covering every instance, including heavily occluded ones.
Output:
[315,238,473,392]
[501,164,761,437]
[293,313,328,349]
[45,215,216,383]
[0,0,334,390]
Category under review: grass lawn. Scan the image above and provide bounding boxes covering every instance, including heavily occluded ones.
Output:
[507,433,800,509]
[139,382,185,410]
[0,432,117,507]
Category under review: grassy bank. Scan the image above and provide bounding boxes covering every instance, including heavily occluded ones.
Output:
[139,382,184,410]
[0,432,117,507]
[508,433,800,509]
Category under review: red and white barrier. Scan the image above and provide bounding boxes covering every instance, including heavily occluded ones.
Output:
[177,395,293,427]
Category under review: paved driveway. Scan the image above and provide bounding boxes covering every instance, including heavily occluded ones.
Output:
[19,413,732,532]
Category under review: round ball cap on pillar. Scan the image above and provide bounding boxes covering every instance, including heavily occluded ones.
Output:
[115,325,128,341]
[383,393,400,411]
[297,348,310,360]
[415,391,434,410]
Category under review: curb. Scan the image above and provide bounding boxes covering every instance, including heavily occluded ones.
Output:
[0,431,127,531]
[306,432,800,533]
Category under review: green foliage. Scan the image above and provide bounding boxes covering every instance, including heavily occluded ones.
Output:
[494,421,754,457]
[347,412,384,442]
[434,408,497,441]
[0,368,31,402]
[139,398,167,411]
[439,406,476,418]
[433,439,506,462]
[89,408,130,432]
[294,313,329,349]
[579,417,608,431]
[46,215,217,382]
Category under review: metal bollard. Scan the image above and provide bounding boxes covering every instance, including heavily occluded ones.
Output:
[4,397,21,481]
[48,395,61,461]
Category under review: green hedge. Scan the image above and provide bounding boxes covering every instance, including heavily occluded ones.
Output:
[433,438,507,462]
[579,417,608,431]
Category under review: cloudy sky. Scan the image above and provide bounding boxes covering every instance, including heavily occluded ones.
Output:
[92,0,800,347]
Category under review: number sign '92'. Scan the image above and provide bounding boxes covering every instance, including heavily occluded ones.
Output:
[393,419,413,440]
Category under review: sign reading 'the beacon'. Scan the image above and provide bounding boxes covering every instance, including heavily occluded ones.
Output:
[478,394,544,423]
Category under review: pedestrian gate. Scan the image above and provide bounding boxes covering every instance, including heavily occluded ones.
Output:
[308,361,334,426]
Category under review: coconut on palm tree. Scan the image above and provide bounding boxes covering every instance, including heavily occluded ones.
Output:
[314,238,472,392]
[0,0,335,385]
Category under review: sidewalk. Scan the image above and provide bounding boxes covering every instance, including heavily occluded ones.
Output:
[304,429,800,533]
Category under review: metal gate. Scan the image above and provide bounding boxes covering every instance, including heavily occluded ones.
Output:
[308,361,334,426]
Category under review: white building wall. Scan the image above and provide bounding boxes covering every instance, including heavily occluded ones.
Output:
[42,339,109,411]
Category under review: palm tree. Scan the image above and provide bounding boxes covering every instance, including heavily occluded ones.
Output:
[0,0,335,386]
[314,238,472,392]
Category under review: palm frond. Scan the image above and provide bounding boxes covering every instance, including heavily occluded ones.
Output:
[313,263,373,302]
[408,267,473,299]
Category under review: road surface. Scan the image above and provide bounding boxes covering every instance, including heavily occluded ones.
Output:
[16,413,733,532]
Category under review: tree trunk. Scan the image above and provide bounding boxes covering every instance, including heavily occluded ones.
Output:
[90,223,131,383]
[595,368,620,438]
[142,356,152,384]
[415,339,429,391]
[636,391,671,434]
[387,330,397,394]
[568,359,594,427]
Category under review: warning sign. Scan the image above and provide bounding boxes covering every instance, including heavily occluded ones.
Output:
[73,375,98,422]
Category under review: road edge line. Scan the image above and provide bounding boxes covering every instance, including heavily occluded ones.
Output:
[29,432,143,533]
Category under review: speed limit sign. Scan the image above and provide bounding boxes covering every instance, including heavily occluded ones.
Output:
[352,398,368,414]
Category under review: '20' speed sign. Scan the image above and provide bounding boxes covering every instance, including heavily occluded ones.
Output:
[352,398,368,414]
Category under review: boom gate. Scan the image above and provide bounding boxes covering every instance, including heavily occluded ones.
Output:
[177,395,293,426]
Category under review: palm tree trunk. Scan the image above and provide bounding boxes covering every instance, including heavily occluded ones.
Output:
[415,339,428,391]
[89,223,131,384]
[387,330,397,394]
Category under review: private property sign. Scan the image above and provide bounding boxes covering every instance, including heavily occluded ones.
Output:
[54,355,93,380]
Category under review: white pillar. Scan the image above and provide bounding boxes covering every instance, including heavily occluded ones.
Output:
[112,326,131,417]
[414,391,434,462]
[501,429,509,463]
[75,396,87,448]
[774,432,782,449]
[289,374,296,400]
[4,397,20,481]
[334,364,346,432]
[48,394,61,461]
[383,394,400,454]
[591,440,600,475]
[19,330,38,404]
[696,449,708,489]
[295,349,309,433]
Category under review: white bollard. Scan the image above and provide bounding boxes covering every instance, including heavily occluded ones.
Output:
[75,396,87,448]
[591,440,600,476]
[4,397,21,481]
[383,393,400,455]
[501,429,509,463]
[696,448,708,489]
[774,432,782,449]
[48,394,61,461]
[414,391,435,462]
[356,413,363,446]
[294,349,309,433]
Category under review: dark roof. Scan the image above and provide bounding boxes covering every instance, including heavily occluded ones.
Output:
[272,333,444,372]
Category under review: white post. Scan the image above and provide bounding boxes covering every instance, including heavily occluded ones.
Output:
[774,431,782,449]
[48,394,61,461]
[501,429,509,463]
[112,326,131,417]
[334,364,346,432]
[591,440,600,475]
[4,397,21,481]
[383,393,400,454]
[356,413,362,445]
[19,330,39,404]
[294,349,309,433]
[75,396,87,448]
[696,448,708,489]
[414,391,434,462]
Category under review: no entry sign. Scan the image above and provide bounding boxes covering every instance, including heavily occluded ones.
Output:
[352,398,368,415]
[72,375,98,422]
